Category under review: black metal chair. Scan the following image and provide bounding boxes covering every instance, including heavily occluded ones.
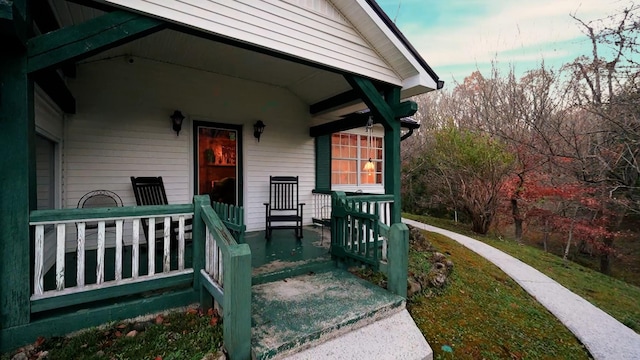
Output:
[264,176,305,239]
[130,176,192,243]
[77,190,123,230]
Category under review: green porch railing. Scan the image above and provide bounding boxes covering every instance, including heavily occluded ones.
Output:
[330,191,409,298]
[24,198,250,360]
[29,204,195,313]
[211,201,246,243]
[194,196,251,360]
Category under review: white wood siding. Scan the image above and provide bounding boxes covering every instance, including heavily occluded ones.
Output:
[35,86,64,142]
[64,57,313,242]
[243,110,315,231]
[35,135,55,210]
[103,0,401,85]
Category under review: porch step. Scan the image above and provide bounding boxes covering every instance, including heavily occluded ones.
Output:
[283,309,432,360]
[251,256,334,285]
[250,269,432,360]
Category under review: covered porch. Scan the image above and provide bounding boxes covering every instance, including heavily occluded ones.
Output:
[1,0,441,357]
[18,193,408,358]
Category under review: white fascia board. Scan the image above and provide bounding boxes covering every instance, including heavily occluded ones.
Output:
[401,74,438,98]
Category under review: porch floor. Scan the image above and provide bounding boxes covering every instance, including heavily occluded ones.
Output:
[246,225,334,283]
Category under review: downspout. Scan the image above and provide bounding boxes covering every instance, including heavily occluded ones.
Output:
[401,128,414,141]
[399,117,419,141]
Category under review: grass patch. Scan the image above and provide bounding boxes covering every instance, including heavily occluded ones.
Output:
[405,213,640,334]
[407,229,590,359]
[2,308,223,360]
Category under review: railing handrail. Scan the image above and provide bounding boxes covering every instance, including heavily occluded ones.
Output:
[312,189,395,202]
[199,205,239,252]
[312,189,332,195]
[343,194,394,202]
[30,204,194,224]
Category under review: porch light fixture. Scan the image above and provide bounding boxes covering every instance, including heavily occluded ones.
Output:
[253,120,266,142]
[363,117,375,175]
[170,110,185,136]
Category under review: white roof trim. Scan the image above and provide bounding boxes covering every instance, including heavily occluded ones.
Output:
[352,0,438,91]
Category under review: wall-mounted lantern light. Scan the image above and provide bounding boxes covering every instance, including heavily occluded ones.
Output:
[253,120,266,142]
[170,110,185,136]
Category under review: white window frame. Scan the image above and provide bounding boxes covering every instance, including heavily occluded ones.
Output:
[331,128,384,194]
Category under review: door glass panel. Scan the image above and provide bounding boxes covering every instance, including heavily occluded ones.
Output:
[197,126,238,205]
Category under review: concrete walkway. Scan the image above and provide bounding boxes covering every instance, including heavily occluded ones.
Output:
[403,218,640,360]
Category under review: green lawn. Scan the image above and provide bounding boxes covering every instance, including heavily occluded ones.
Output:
[405,228,590,359]
[404,213,640,334]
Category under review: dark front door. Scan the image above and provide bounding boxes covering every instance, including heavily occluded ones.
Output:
[194,121,242,206]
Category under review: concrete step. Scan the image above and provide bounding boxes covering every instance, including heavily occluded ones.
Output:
[284,309,432,360]
[250,269,431,360]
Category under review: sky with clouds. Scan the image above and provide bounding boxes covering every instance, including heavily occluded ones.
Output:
[377,0,629,87]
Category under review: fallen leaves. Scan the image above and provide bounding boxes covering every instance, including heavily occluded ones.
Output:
[210,316,219,326]
[187,308,198,315]
[34,337,46,348]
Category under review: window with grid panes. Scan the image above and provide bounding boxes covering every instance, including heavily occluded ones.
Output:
[331,132,383,185]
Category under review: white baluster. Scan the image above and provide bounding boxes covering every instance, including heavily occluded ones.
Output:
[163,217,171,273]
[34,225,44,295]
[56,224,65,291]
[132,219,140,278]
[96,221,105,284]
[178,216,185,270]
[148,218,155,276]
[115,220,123,281]
[77,223,85,287]
[205,227,211,275]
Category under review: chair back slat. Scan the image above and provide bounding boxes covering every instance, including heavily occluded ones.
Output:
[130,177,169,206]
[264,175,304,239]
[269,176,299,211]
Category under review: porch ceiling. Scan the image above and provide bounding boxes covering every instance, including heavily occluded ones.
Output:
[48,0,361,120]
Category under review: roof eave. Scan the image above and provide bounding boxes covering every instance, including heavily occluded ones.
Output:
[364,0,444,91]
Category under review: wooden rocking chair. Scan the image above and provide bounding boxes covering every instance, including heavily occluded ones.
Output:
[130,176,192,243]
[264,176,305,239]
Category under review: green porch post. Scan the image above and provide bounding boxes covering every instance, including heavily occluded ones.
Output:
[387,223,409,298]
[0,1,34,330]
[383,87,402,224]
